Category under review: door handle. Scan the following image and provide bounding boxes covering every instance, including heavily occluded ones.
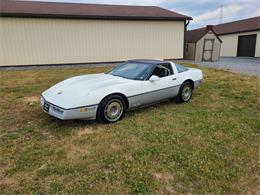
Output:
[172,78,177,80]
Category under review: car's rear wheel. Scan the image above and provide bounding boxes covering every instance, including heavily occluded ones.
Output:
[175,81,193,103]
[97,95,126,123]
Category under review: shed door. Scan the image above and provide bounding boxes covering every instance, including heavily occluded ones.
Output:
[202,39,214,61]
[237,34,256,57]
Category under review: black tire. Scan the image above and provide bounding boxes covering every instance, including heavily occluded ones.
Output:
[174,81,193,103]
[97,94,126,123]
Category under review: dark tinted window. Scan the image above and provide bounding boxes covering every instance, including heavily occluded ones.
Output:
[151,63,173,78]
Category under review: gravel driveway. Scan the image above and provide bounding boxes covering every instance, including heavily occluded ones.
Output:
[1,57,259,76]
[176,57,260,77]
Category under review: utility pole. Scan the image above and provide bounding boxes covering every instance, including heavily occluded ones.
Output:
[219,4,224,24]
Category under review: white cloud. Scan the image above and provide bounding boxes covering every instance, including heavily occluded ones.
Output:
[248,8,260,18]
[91,0,212,5]
[192,4,243,25]
[194,5,243,23]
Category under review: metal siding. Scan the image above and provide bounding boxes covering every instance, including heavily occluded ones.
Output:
[184,43,196,60]
[0,18,184,66]
[219,30,260,57]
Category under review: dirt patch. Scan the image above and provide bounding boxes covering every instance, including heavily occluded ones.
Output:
[154,172,175,194]
[64,127,94,160]
[125,154,134,161]
[74,127,94,138]
[0,171,33,193]
[66,143,90,160]
[110,144,121,151]
[0,168,17,188]
[154,172,173,181]
[23,96,39,103]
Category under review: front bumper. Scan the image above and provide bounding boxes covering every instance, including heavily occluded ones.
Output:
[194,79,203,88]
[40,96,98,120]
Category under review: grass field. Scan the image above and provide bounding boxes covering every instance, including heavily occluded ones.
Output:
[0,64,259,194]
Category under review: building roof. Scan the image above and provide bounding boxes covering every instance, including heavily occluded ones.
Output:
[190,17,260,36]
[186,29,209,43]
[186,25,222,43]
[0,0,192,21]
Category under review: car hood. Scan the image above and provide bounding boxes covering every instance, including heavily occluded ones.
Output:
[42,73,129,109]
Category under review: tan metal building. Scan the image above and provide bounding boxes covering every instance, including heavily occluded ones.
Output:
[185,25,222,61]
[0,0,192,66]
[216,17,260,58]
[219,31,260,57]
[188,17,260,58]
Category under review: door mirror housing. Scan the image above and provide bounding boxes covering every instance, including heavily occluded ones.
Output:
[149,75,160,81]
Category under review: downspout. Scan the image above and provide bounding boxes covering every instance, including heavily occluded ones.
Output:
[183,20,190,59]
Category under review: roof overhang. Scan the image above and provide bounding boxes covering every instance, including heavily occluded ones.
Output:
[0,0,192,21]
[217,29,260,36]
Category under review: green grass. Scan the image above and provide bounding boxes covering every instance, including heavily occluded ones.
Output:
[0,64,259,194]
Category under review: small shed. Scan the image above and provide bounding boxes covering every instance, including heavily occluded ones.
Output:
[185,25,222,62]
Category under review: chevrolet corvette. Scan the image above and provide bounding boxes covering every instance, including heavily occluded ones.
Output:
[41,60,203,123]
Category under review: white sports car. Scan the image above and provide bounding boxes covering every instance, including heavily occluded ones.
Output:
[41,60,203,123]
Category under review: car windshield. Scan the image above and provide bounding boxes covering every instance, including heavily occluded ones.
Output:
[107,61,154,80]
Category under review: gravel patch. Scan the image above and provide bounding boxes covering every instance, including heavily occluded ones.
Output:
[1,57,259,77]
[175,57,260,77]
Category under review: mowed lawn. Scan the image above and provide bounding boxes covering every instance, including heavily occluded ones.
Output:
[0,64,259,194]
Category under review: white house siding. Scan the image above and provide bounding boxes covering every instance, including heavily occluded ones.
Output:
[219,30,260,57]
[0,17,185,66]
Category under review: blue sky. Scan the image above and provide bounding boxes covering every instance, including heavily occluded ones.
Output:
[30,0,260,29]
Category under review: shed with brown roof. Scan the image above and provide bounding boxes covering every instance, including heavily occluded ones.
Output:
[0,0,192,66]
[185,25,222,62]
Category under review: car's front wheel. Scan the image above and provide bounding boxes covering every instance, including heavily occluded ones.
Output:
[97,94,126,123]
[175,81,193,103]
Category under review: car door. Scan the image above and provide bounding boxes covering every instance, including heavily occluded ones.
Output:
[139,63,180,105]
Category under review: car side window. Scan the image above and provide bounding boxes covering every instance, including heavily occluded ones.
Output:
[175,63,188,73]
[151,63,173,78]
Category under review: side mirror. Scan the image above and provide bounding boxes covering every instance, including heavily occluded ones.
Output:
[149,75,160,81]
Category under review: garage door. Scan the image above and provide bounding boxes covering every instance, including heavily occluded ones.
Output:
[237,34,256,57]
